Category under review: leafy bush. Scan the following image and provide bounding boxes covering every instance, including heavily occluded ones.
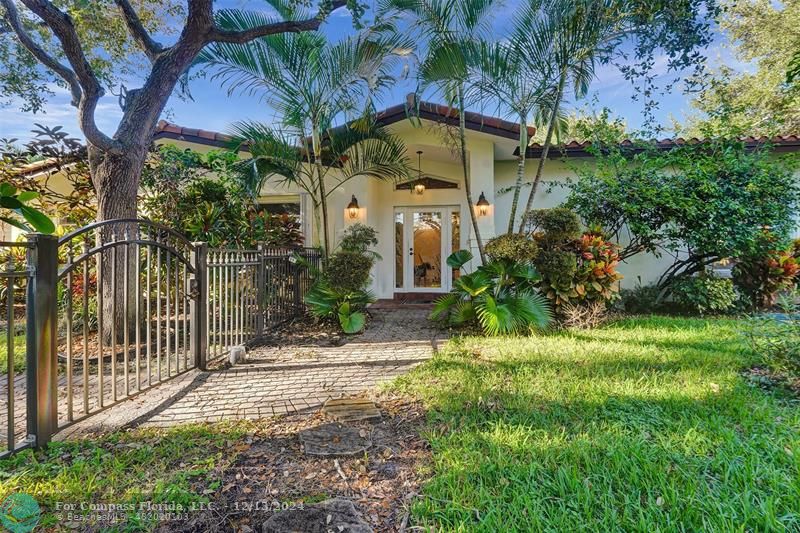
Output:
[565,137,800,289]
[339,223,379,254]
[672,273,738,315]
[249,212,303,248]
[485,234,539,263]
[141,145,303,248]
[525,208,582,243]
[742,292,800,374]
[304,224,380,334]
[305,282,375,334]
[529,209,623,311]
[324,250,374,293]
[430,250,552,335]
[733,246,800,310]
[616,282,663,314]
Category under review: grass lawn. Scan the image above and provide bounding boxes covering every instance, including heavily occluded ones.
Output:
[0,330,26,374]
[392,316,800,531]
[0,421,255,530]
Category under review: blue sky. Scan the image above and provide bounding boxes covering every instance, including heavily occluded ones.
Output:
[1,2,739,145]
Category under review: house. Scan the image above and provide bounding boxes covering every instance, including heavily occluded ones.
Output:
[152,97,800,300]
[5,96,800,300]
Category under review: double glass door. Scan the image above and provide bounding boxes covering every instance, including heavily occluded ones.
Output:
[394,206,461,293]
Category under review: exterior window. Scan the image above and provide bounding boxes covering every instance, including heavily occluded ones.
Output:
[395,212,404,289]
[257,202,300,217]
[451,210,461,281]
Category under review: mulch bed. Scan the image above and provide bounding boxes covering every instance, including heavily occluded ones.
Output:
[158,394,430,533]
[252,315,352,349]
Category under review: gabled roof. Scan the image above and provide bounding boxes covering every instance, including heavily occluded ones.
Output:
[153,94,535,149]
[521,135,800,158]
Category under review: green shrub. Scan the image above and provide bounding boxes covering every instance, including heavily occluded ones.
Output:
[529,209,623,314]
[742,292,800,374]
[525,208,581,242]
[733,247,800,310]
[485,234,539,264]
[339,223,379,254]
[535,249,577,292]
[324,250,374,293]
[305,282,375,334]
[431,250,552,335]
[616,282,663,314]
[304,223,379,334]
[672,274,738,315]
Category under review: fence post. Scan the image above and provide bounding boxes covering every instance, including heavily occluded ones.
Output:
[292,254,301,314]
[26,233,58,447]
[255,244,265,338]
[190,242,208,371]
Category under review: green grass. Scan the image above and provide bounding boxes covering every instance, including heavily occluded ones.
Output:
[0,421,255,530]
[0,330,26,374]
[392,316,800,531]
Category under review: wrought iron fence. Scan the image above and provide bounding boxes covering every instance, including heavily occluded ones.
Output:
[1,219,320,456]
[0,240,32,458]
[206,246,321,363]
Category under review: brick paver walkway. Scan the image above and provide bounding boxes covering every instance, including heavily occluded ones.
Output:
[54,307,442,440]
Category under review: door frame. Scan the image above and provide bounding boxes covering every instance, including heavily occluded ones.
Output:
[393,205,460,293]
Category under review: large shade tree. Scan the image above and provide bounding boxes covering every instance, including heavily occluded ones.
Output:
[0,0,356,224]
[195,26,412,253]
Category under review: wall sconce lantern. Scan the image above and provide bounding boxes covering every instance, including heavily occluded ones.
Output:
[413,150,425,195]
[476,191,490,216]
[347,195,360,219]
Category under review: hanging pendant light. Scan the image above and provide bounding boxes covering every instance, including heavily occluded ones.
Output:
[414,150,425,195]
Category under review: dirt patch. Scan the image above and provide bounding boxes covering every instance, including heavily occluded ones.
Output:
[742,366,800,397]
[158,395,430,532]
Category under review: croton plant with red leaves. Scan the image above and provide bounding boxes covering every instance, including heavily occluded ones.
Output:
[570,234,624,302]
[733,243,800,310]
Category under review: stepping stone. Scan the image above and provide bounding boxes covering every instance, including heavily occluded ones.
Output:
[321,398,381,422]
[299,423,371,456]
[262,498,373,533]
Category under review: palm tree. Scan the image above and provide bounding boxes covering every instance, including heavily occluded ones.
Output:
[516,0,620,234]
[228,118,411,253]
[195,17,411,253]
[380,0,496,264]
[471,18,557,234]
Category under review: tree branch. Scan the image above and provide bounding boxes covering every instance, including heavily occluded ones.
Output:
[114,0,162,61]
[0,0,81,105]
[19,0,120,153]
[208,0,348,43]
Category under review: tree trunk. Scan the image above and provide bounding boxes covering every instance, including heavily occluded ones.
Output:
[88,145,146,345]
[507,116,527,235]
[458,87,486,264]
[518,70,566,234]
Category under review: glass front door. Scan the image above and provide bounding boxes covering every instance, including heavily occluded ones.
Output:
[394,207,461,292]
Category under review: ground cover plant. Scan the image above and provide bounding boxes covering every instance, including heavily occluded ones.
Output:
[392,316,800,531]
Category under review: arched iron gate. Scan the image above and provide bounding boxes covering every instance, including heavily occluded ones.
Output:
[55,219,202,431]
[1,218,319,456]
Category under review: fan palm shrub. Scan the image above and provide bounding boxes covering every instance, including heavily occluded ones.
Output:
[195,20,412,254]
[431,249,552,335]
